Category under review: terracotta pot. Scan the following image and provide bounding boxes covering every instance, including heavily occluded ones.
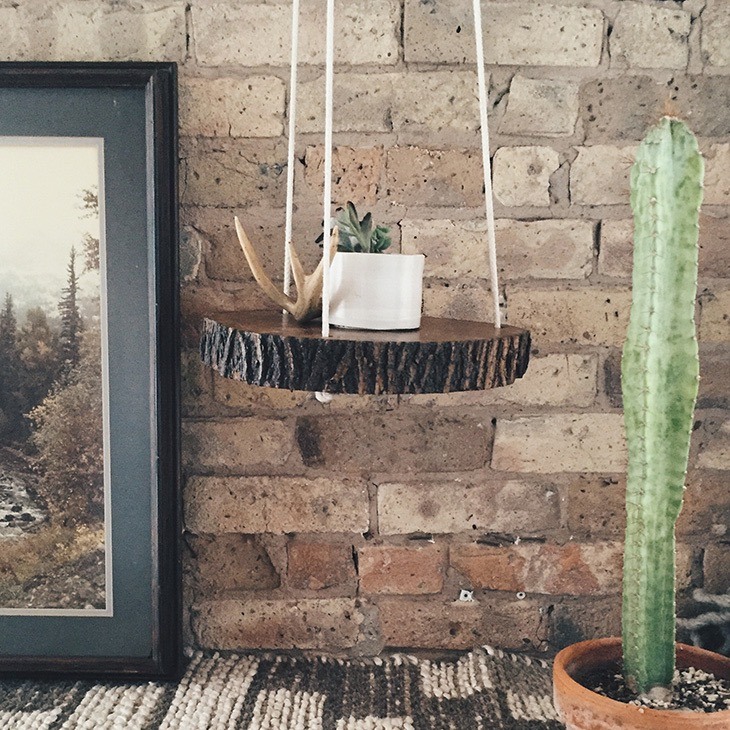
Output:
[553,638,730,729]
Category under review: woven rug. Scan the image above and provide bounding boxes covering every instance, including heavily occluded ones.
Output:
[0,646,564,729]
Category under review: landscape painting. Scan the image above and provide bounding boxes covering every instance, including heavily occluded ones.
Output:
[0,138,111,616]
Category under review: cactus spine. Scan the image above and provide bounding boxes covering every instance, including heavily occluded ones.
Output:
[622,117,703,695]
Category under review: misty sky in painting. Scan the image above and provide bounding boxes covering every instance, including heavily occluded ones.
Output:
[0,138,102,316]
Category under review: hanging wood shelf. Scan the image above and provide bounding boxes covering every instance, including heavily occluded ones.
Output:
[200,310,531,395]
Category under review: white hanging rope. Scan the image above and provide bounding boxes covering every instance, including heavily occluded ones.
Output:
[320,0,335,338]
[472,0,502,328]
[283,0,301,298]
[288,0,500,334]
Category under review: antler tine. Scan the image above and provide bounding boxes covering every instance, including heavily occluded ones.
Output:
[309,226,339,282]
[288,240,307,294]
[234,217,294,313]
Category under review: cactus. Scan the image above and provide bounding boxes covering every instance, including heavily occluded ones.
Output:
[621,117,703,695]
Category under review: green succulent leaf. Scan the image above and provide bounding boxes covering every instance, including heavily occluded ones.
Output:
[334,202,391,254]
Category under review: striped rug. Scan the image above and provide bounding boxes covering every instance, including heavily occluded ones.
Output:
[0,646,563,729]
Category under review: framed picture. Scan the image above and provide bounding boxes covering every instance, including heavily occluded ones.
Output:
[0,63,180,678]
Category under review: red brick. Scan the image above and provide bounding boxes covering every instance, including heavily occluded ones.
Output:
[451,542,623,596]
[358,544,445,595]
[287,541,357,591]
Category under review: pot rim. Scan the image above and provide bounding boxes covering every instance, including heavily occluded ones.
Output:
[333,251,425,259]
[554,637,730,720]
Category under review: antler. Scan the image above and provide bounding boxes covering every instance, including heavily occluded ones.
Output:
[234,217,338,323]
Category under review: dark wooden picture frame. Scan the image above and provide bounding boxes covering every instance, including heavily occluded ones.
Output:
[0,62,180,678]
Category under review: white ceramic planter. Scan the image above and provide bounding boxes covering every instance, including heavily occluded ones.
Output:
[328,252,425,330]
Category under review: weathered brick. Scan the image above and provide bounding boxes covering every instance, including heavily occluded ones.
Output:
[451,541,623,596]
[181,348,213,417]
[193,0,399,67]
[492,414,627,473]
[704,144,730,205]
[183,204,326,283]
[182,419,293,473]
[551,598,621,649]
[194,598,364,650]
[704,543,730,593]
[581,77,730,142]
[180,224,203,284]
[492,147,560,207]
[300,70,481,138]
[700,290,730,343]
[401,218,593,280]
[296,413,491,473]
[404,0,603,67]
[0,2,186,62]
[580,77,662,143]
[500,75,580,137]
[213,378,309,411]
[570,466,727,544]
[610,2,690,70]
[298,73,393,134]
[702,4,730,68]
[564,476,625,538]
[697,350,730,410]
[598,219,633,278]
[570,146,636,206]
[358,544,445,595]
[299,146,384,209]
[181,281,274,347]
[185,476,370,534]
[179,76,285,138]
[186,534,279,594]
[378,480,561,536]
[403,355,598,409]
[681,472,730,539]
[697,420,730,470]
[600,213,730,279]
[385,147,484,208]
[422,278,493,322]
[287,540,357,591]
[181,138,287,208]
[183,205,271,283]
[391,70,480,140]
[507,286,631,346]
[378,595,545,650]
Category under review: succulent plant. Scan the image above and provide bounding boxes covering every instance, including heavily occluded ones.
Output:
[335,202,391,253]
[621,117,703,697]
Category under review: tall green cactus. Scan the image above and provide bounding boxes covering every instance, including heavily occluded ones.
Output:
[622,117,703,695]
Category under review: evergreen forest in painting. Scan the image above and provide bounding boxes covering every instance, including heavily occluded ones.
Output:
[0,141,107,613]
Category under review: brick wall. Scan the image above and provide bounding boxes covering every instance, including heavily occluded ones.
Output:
[5,0,728,656]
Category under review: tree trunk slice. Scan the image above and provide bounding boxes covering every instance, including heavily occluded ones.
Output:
[200,310,531,395]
